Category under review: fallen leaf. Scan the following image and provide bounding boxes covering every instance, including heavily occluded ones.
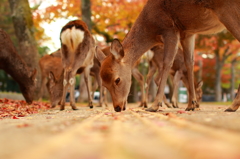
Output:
[12,116,19,119]
[177,110,186,114]
[17,123,30,128]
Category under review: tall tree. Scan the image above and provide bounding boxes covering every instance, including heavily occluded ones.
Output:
[77,0,93,103]
[81,0,92,31]
[8,0,41,99]
[196,31,237,101]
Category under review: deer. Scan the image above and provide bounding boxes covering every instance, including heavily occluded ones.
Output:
[38,49,62,100]
[39,48,106,108]
[100,46,148,108]
[0,28,37,104]
[60,19,96,110]
[144,45,203,108]
[95,0,240,112]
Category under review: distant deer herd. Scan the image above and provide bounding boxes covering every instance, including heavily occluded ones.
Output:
[1,0,240,112]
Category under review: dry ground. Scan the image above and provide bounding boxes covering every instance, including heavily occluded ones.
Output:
[0,102,240,159]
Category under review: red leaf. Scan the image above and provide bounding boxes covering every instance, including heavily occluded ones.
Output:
[12,116,19,119]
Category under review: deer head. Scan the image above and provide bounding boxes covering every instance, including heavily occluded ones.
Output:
[46,71,64,108]
[96,39,132,112]
[19,68,37,104]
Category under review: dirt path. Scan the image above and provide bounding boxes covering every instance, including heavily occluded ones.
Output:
[0,103,240,159]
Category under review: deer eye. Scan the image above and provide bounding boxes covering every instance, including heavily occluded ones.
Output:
[115,78,120,85]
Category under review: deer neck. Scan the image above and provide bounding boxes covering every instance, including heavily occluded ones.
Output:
[121,1,161,67]
[2,56,31,85]
[122,29,158,68]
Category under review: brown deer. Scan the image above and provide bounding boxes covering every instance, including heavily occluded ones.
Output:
[39,49,62,100]
[144,45,203,108]
[0,29,37,104]
[39,48,106,108]
[101,46,147,108]
[60,20,95,110]
[95,0,240,112]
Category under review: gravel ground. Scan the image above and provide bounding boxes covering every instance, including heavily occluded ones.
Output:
[0,102,240,159]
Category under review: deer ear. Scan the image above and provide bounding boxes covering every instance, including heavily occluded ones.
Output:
[95,46,106,64]
[48,71,56,82]
[110,39,124,61]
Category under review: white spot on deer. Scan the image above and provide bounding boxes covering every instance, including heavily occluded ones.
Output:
[63,79,67,86]
[61,26,84,53]
[69,78,75,85]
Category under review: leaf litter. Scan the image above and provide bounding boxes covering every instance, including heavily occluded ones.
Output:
[0,98,51,119]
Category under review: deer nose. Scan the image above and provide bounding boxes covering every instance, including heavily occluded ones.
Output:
[114,106,122,112]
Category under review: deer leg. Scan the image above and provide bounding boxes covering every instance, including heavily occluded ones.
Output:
[171,71,181,108]
[84,68,94,109]
[103,87,108,107]
[95,72,103,107]
[225,84,240,112]
[132,67,147,108]
[146,31,180,112]
[69,77,78,110]
[145,61,157,108]
[163,94,172,108]
[180,34,197,111]
[154,72,172,108]
[60,73,68,110]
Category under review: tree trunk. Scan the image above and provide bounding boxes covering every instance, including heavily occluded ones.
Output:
[78,0,93,102]
[215,51,222,102]
[81,0,92,31]
[8,0,41,99]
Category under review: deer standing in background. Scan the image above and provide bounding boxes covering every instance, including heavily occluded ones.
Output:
[96,0,240,112]
[0,29,37,104]
[144,45,203,108]
[40,49,106,108]
[60,20,95,110]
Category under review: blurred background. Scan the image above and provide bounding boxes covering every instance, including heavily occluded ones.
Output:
[0,0,240,103]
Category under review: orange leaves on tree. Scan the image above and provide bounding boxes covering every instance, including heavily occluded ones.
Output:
[31,0,148,43]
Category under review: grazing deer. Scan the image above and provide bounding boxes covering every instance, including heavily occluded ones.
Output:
[144,45,203,108]
[101,46,147,108]
[40,48,106,108]
[60,20,95,110]
[39,49,62,100]
[0,29,37,104]
[95,0,240,112]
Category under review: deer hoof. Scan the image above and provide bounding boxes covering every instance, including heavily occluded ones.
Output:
[185,107,195,111]
[143,102,148,108]
[72,107,78,110]
[224,108,236,112]
[89,105,93,109]
[145,107,158,112]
